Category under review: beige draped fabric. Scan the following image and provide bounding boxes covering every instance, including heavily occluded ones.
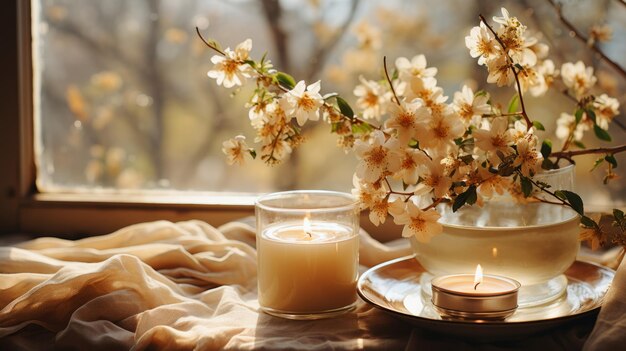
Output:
[0,220,623,350]
[0,220,413,350]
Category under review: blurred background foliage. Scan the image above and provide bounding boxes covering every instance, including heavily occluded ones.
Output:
[34,0,625,207]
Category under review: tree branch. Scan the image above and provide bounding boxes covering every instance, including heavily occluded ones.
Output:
[547,0,626,79]
[383,56,401,105]
[305,0,360,81]
[551,144,626,158]
[260,0,290,72]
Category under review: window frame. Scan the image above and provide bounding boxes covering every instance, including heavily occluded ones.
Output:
[2,0,395,240]
[1,0,256,237]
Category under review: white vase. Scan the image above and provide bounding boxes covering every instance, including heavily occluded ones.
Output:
[412,164,580,307]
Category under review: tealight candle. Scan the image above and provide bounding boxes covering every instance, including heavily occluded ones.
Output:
[431,264,521,320]
[256,191,359,320]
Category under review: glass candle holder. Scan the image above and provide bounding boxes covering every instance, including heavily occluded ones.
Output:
[255,190,359,320]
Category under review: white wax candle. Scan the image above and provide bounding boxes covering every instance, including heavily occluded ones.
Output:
[257,222,359,313]
[435,275,518,295]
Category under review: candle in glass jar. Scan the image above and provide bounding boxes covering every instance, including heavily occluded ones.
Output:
[431,265,521,320]
[257,218,359,316]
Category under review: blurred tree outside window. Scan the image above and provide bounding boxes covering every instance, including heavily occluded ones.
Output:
[33,0,626,207]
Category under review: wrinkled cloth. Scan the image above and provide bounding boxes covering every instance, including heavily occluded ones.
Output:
[583,255,626,351]
[0,220,413,350]
[0,220,622,350]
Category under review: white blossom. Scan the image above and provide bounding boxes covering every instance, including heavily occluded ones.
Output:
[248,94,271,128]
[353,76,389,121]
[529,59,558,97]
[260,138,292,162]
[465,22,500,65]
[352,174,386,211]
[396,147,430,185]
[594,94,620,130]
[486,55,515,87]
[419,108,464,153]
[556,112,588,141]
[280,80,324,126]
[493,8,537,67]
[514,136,543,177]
[207,39,253,88]
[395,55,438,81]
[391,200,442,242]
[476,166,508,199]
[414,158,452,198]
[474,117,514,162]
[406,77,447,108]
[353,21,382,50]
[385,101,428,144]
[354,130,401,183]
[222,135,251,165]
[452,85,491,125]
[561,61,597,99]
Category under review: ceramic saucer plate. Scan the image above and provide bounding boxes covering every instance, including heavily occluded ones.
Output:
[357,256,614,339]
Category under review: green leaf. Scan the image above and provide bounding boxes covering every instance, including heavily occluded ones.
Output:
[574,109,584,124]
[249,149,257,159]
[275,72,296,90]
[207,39,222,51]
[614,209,625,222]
[586,109,597,124]
[542,158,555,170]
[593,125,612,141]
[540,139,552,159]
[474,90,488,97]
[351,122,373,134]
[605,154,618,168]
[460,155,474,165]
[514,63,524,71]
[573,140,586,149]
[533,121,545,131]
[614,209,626,231]
[520,176,533,197]
[507,94,520,114]
[453,185,477,212]
[555,190,584,216]
[580,215,598,229]
[336,96,354,119]
[591,157,604,172]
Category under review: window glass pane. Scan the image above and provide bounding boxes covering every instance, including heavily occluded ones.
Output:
[33,0,626,205]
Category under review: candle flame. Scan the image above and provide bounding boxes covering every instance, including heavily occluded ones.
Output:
[474,264,483,290]
[303,215,312,237]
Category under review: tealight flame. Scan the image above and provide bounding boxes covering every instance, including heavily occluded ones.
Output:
[303,215,312,238]
[474,264,483,290]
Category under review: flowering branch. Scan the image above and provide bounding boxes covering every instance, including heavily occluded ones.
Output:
[547,0,626,79]
[205,7,624,247]
[559,86,626,134]
[478,14,533,130]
